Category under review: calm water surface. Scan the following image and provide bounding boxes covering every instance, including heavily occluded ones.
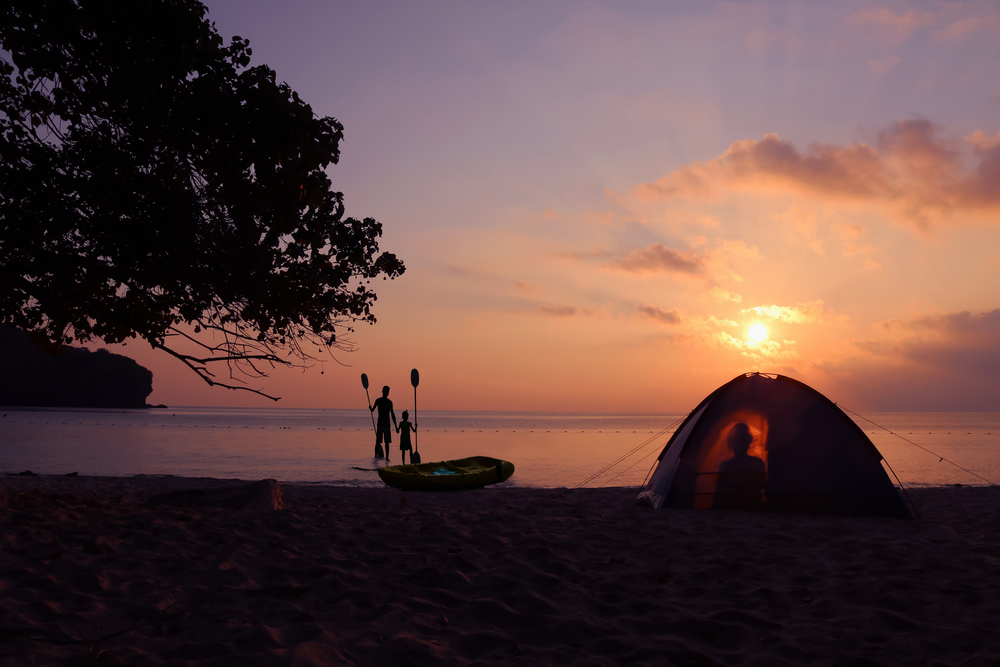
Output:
[1,407,998,488]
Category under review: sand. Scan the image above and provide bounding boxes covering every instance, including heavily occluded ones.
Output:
[1,476,998,666]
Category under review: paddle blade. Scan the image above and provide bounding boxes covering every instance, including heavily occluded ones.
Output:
[361,373,369,389]
[411,368,419,387]
[411,450,421,464]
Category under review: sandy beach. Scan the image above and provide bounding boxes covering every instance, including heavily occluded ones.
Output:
[1,476,998,666]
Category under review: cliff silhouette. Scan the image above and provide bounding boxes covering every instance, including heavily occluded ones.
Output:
[0,326,155,408]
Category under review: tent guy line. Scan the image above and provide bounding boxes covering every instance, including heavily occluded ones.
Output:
[574,415,686,489]
[598,445,664,490]
[839,407,998,487]
[597,416,689,489]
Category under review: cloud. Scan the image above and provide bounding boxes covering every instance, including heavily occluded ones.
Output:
[709,287,742,302]
[743,300,827,324]
[866,309,1000,377]
[821,309,1000,410]
[539,304,578,317]
[775,206,827,254]
[537,303,608,319]
[705,240,760,283]
[637,304,682,325]
[713,332,797,362]
[513,281,541,293]
[848,8,934,30]
[880,308,1000,333]
[744,29,800,54]
[846,8,935,45]
[602,243,706,275]
[776,206,817,235]
[670,319,797,362]
[867,55,900,76]
[966,130,1000,152]
[706,316,738,327]
[558,246,618,261]
[631,120,1000,226]
[933,15,1000,41]
[831,222,874,257]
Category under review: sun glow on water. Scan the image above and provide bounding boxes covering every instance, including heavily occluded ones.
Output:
[748,323,768,343]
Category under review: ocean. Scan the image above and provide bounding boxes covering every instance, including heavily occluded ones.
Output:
[1,407,998,489]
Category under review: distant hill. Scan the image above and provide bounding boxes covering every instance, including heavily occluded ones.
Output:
[0,326,155,408]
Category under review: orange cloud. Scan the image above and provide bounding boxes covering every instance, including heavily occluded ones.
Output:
[831,222,874,257]
[637,304,683,325]
[539,304,578,316]
[632,120,1000,226]
[602,243,706,275]
[708,287,742,302]
[713,332,797,362]
[967,130,1000,152]
[513,281,541,293]
[537,304,607,319]
[743,300,827,324]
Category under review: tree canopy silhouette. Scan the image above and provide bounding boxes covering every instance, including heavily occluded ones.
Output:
[0,0,404,400]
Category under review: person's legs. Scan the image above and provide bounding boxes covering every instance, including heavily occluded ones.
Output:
[376,425,390,459]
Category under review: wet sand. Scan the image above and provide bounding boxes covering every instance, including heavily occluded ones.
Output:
[1,476,998,666]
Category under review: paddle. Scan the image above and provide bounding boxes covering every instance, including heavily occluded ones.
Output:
[410,368,421,464]
[361,373,383,459]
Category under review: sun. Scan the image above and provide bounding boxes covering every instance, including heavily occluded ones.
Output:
[748,323,768,343]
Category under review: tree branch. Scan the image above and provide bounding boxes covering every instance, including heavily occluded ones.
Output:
[149,338,281,401]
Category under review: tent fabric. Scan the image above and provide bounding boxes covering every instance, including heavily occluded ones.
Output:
[637,373,912,519]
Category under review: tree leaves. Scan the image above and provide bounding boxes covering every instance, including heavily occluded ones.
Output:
[0,0,404,400]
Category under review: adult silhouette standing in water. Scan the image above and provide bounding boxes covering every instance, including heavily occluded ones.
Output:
[713,422,767,511]
[370,386,397,460]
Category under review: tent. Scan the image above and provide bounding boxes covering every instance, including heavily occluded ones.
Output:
[637,373,912,518]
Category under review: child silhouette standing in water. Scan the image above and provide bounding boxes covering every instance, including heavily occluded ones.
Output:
[397,410,416,464]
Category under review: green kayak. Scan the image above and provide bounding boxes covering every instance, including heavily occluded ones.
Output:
[377,456,515,491]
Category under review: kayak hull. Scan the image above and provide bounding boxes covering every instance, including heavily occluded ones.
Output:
[377,456,515,491]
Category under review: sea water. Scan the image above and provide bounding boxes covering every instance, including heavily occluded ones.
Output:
[1,407,998,488]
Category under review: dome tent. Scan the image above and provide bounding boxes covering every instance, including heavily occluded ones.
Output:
[637,373,912,519]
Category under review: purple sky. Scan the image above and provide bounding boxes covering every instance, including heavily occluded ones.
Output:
[111,1,1000,411]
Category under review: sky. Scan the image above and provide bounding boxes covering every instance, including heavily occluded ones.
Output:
[100,0,1000,413]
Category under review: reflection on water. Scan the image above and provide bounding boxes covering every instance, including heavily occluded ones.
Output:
[1,407,998,488]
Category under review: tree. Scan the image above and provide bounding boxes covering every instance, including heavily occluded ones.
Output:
[0,0,404,400]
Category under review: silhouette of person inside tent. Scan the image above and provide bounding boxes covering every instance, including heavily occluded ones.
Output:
[713,422,767,511]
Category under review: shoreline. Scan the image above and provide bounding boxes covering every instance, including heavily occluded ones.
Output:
[3,469,993,490]
[1,476,998,665]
